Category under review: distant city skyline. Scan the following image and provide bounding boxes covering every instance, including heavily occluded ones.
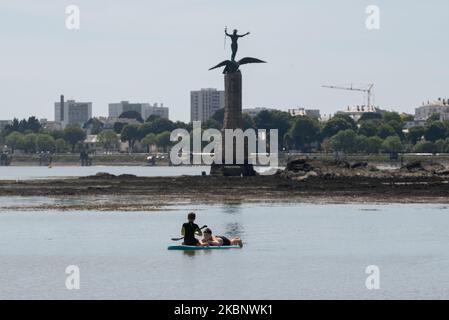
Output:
[1,0,448,122]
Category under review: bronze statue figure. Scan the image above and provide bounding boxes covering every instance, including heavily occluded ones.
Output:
[225,28,250,61]
[210,27,266,74]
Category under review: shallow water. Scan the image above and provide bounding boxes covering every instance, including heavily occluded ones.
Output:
[0,165,278,180]
[1,202,449,299]
[0,165,210,180]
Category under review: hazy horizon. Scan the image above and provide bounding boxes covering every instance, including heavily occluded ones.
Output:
[1,0,448,122]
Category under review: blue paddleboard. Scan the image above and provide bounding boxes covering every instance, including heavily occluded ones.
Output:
[168,245,241,251]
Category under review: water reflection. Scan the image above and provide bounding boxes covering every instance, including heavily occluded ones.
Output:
[182,249,214,257]
[0,166,212,180]
[222,202,243,215]
[223,222,245,238]
[182,250,197,257]
[220,203,245,239]
[0,166,276,181]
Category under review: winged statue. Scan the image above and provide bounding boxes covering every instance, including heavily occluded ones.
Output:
[209,28,266,74]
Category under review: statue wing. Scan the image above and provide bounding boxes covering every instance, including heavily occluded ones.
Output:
[209,60,232,71]
[238,57,266,65]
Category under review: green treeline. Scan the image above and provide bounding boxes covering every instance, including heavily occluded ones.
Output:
[1,110,446,154]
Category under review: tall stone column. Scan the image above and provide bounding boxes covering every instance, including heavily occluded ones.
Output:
[210,70,256,176]
[223,70,242,130]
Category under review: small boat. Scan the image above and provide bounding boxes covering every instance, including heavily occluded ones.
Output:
[168,245,241,251]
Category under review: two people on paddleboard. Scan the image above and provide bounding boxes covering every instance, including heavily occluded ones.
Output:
[181,212,243,247]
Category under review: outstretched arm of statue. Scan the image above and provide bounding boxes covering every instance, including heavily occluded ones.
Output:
[239,32,250,37]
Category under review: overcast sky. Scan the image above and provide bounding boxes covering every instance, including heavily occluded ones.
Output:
[0,0,448,122]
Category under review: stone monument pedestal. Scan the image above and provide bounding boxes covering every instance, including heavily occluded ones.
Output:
[224,70,243,129]
[210,70,256,177]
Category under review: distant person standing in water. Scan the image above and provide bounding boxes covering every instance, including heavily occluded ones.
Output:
[225,27,250,61]
[181,212,203,246]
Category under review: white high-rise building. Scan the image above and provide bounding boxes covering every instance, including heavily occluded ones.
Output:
[190,88,225,122]
[55,95,92,128]
[108,101,169,120]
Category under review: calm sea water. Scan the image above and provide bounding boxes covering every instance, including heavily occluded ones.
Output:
[0,166,278,180]
[1,201,449,299]
[0,166,210,180]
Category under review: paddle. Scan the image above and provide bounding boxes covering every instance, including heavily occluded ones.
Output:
[171,225,208,241]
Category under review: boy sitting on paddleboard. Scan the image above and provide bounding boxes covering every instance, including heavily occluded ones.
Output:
[181,212,203,246]
[200,228,243,248]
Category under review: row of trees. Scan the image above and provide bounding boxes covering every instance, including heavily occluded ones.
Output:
[3,109,449,155]
[284,111,449,154]
[114,114,181,152]
[3,125,87,153]
[5,132,70,153]
[0,114,179,153]
[326,130,449,154]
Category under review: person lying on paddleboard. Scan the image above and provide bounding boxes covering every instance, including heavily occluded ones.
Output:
[200,228,243,248]
[181,212,203,246]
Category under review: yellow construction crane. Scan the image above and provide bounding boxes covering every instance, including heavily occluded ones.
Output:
[321,84,374,109]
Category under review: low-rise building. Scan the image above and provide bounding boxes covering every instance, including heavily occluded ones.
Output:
[83,134,124,153]
[336,105,383,122]
[415,98,449,121]
[243,107,321,119]
[288,108,320,119]
[0,120,12,132]
[40,118,62,131]
[84,135,100,153]
[145,103,169,120]
[319,114,333,123]
[109,101,169,121]
[242,107,271,118]
[104,117,141,129]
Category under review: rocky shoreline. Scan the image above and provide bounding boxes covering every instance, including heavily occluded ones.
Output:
[1,159,449,211]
